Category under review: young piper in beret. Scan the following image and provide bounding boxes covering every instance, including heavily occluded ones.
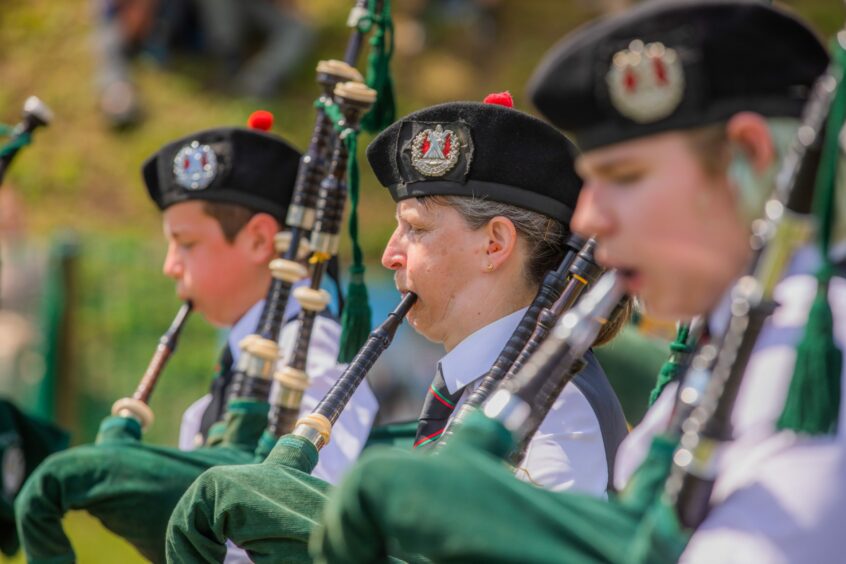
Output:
[311,1,846,562]
[142,120,378,480]
[530,0,845,559]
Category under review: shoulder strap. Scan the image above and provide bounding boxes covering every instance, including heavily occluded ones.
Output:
[570,350,629,493]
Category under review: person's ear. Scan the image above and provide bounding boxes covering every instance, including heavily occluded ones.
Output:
[483,216,518,272]
[240,212,279,262]
[725,112,775,173]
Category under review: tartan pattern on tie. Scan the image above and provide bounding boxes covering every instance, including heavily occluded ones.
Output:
[414,365,465,448]
[199,345,234,441]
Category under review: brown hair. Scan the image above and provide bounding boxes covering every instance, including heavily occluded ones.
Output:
[594,297,633,348]
[419,195,567,287]
[201,201,260,242]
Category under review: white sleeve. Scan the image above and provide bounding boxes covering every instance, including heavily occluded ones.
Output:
[178,394,213,451]
[276,315,379,485]
[613,382,676,491]
[681,435,846,564]
[516,384,608,496]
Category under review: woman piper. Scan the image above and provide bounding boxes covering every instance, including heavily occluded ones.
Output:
[369,94,629,492]
[165,94,629,563]
[312,2,846,563]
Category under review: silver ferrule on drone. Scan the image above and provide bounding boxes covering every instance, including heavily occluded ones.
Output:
[23,96,54,126]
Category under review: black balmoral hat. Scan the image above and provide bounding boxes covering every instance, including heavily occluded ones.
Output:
[142,127,302,221]
[366,98,583,223]
[528,0,829,151]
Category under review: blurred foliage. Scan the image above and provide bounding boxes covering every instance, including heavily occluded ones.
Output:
[70,235,220,445]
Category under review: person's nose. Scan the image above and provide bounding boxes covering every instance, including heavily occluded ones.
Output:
[162,242,184,279]
[571,186,614,239]
[381,228,406,271]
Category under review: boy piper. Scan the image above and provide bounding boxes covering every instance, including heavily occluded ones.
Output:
[310,2,846,562]
[144,122,378,478]
[12,120,381,564]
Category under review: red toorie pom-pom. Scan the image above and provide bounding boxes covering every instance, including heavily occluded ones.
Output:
[483,91,514,108]
[247,110,274,131]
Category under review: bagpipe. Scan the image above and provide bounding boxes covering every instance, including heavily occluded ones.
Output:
[435,234,600,449]
[291,292,418,451]
[0,96,67,560]
[110,301,193,431]
[256,79,378,456]
[166,293,417,563]
[14,2,396,561]
[0,96,53,302]
[310,32,846,564]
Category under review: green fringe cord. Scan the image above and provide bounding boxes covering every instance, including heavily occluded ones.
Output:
[0,130,32,159]
[776,37,845,435]
[648,324,692,406]
[338,130,372,362]
[359,0,395,133]
[777,271,842,434]
[315,99,373,362]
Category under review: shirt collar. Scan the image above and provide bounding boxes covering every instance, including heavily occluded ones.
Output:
[439,307,528,395]
[227,279,309,363]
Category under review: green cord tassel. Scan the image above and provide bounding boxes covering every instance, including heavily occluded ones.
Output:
[338,265,372,363]
[337,129,372,362]
[777,271,842,434]
[360,0,395,133]
[648,324,692,406]
[776,36,845,435]
[315,82,375,361]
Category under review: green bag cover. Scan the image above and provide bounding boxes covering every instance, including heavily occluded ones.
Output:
[362,420,417,450]
[312,413,689,564]
[0,398,69,557]
[167,435,328,564]
[15,400,268,564]
[166,420,417,563]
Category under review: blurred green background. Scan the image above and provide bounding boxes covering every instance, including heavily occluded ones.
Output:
[0,0,842,561]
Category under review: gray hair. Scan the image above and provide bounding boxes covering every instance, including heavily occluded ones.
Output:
[420,195,568,287]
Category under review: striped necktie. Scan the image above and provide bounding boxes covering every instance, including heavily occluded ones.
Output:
[414,364,465,448]
[198,345,234,442]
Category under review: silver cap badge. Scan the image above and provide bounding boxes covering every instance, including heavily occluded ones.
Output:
[606,40,684,124]
[411,125,460,177]
[173,141,218,190]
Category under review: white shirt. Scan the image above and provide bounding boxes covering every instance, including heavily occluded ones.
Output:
[178,291,379,486]
[440,308,609,495]
[614,247,846,562]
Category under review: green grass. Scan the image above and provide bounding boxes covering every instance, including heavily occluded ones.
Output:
[7,512,147,563]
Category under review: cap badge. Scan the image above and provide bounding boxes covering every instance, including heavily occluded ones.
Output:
[173,141,218,190]
[606,40,684,124]
[411,124,460,177]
